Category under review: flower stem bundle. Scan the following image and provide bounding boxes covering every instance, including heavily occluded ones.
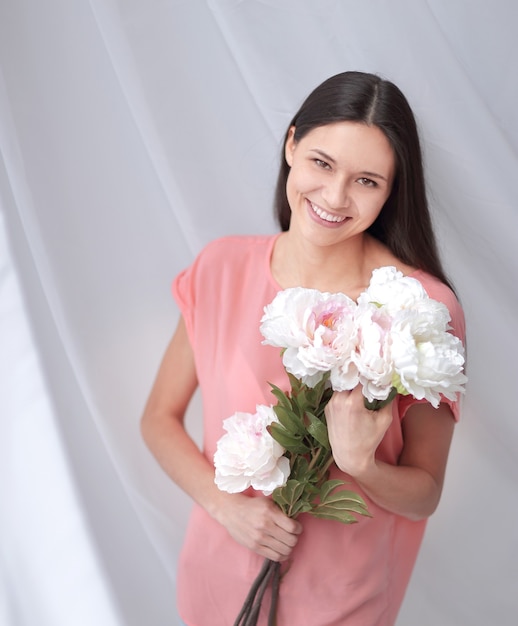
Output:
[267,373,371,524]
[233,559,280,626]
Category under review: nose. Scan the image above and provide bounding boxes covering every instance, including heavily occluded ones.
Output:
[321,176,350,210]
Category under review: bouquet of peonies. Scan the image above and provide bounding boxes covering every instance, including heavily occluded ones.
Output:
[214,266,467,626]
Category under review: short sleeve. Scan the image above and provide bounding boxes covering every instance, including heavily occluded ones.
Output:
[172,263,197,344]
[172,240,216,346]
[171,236,259,349]
[398,274,467,422]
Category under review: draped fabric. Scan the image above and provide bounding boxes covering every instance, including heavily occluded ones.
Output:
[0,1,516,624]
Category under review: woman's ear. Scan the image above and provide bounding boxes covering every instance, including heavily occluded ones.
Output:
[284,126,296,167]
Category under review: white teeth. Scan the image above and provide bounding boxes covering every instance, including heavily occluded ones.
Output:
[310,202,347,223]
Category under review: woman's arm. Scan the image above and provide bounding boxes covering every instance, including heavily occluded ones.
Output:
[325,385,455,521]
[140,316,301,560]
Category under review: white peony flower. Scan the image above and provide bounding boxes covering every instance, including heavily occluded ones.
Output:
[260,287,357,387]
[402,298,451,339]
[214,405,290,495]
[358,266,428,314]
[351,303,394,401]
[258,272,466,412]
[390,315,467,407]
[328,308,360,392]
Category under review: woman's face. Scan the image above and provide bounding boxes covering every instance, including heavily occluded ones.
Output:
[284,121,396,246]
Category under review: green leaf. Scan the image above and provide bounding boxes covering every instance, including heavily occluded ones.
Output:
[303,482,320,496]
[273,404,306,436]
[314,486,372,522]
[272,479,306,511]
[311,490,372,523]
[289,457,320,489]
[290,500,313,516]
[269,383,294,411]
[267,423,310,454]
[290,456,311,481]
[306,412,330,449]
[321,488,370,510]
[291,455,309,473]
[319,479,346,501]
[307,375,332,408]
[271,489,289,510]
[287,372,303,395]
[309,508,360,524]
[294,386,310,411]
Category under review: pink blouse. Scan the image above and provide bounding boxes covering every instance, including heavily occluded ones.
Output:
[172,234,465,626]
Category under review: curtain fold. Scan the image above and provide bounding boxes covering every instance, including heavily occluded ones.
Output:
[0,202,124,626]
[1,1,517,624]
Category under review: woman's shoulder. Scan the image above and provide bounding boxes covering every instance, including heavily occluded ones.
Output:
[173,234,277,316]
[182,234,278,290]
[410,269,458,304]
[366,236,416,278]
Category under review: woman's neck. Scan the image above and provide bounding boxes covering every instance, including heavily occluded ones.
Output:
[271,231,385,299]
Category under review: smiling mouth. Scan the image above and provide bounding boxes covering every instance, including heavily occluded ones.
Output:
[310,201,348,223]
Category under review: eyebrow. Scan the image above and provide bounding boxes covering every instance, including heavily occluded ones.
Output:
[310,148,389,182]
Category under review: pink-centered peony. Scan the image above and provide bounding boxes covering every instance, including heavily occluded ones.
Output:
[257,268,466,408]
[260,287,358,387]
[214,405,290,495]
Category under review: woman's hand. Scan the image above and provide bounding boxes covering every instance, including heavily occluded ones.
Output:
[216,493,302,562]
[325,385,393,478]
[141,317,302,558]
[324,385,456,520]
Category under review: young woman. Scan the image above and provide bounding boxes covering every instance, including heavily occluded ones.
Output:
[141,71,465,626]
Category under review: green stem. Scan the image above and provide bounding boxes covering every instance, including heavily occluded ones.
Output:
[363,386,398,411]
[233,558,274,626]
[307,446,323,472]
[316,453,335,483]
[267,562,281,626]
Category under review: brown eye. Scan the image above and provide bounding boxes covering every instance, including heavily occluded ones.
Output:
[358,177,377,187]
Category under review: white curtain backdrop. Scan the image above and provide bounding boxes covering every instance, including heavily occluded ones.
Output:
[1,1,517,624]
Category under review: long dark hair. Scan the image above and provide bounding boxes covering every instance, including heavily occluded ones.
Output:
[274,71,453,291]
